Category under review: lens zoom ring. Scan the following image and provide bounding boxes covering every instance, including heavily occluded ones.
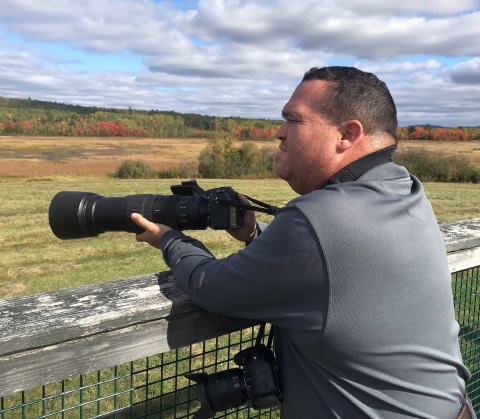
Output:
[126,195,155,220]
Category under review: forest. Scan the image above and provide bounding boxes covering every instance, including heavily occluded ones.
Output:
[397,125,480,141]
[0,97,281,140]
[1,96,480,141]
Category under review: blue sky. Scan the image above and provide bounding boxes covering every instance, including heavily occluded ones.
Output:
[0,0,480,125]
[1,31,144,72]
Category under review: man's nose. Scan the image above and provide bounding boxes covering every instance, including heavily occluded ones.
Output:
[277,124,286,140]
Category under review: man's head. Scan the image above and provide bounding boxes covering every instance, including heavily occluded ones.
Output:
[275,66,398,195]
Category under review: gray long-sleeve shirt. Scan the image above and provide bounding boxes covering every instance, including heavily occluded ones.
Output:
[160,162,470,419]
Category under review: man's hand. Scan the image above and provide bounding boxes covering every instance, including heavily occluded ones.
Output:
[131,213,173,248]
[227,194,258,243]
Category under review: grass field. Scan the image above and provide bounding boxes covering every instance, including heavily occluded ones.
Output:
[1,176,480,300]
[398,140,480,164]
[1,136,480,299]
[1,136,480,177]
[0,136,278,177]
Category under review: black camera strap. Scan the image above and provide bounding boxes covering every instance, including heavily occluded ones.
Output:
[256,322,274,350]
[216,195,280,216]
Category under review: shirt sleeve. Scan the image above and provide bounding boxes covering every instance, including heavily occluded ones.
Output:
[257,221,269,233]
[159,204,329,332]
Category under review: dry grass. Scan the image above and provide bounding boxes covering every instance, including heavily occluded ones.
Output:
[0,136,277,177]
[397,140,480,163]
[1,136,479,177]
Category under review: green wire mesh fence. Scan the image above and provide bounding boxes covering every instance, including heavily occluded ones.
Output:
[2,265,480,419]
[1,326,278,419]
[453,265,480,413]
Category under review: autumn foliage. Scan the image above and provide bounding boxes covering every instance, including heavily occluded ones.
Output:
[397,126,480,142]
[0,97,280,139]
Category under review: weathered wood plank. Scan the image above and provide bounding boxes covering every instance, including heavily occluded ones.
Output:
[447,246,480,274]
[440,218,480,253]
[0,271,190,356]
[0,309,257,397]
[0,270,259,396]
[440,218,480,273]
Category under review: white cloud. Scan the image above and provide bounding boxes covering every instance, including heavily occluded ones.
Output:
[180,1,480,59]
[356,60,443,74]
[449,58,480,84]
[2,0,480,59]
[346,0,477,15]
[390,70,480,125]
[1,0,480,125]
[0,0,189,54]
[0,49,291,117]
[146,41,330,80]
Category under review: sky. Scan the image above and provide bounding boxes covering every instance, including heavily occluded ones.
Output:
[0,0,480,126]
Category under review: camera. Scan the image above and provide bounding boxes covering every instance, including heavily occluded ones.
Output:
[48,180,243,240]
[185,343,282,419]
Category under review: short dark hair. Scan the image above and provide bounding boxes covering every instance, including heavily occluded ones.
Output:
[302,66,398,141]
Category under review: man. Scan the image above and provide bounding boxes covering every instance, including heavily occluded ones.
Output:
[131,67,472,419]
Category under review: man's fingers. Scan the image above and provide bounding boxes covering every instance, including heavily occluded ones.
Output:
[131,213,154,230]
[131,214,171,248]
[238,194,250,206]
[135,232,148,242]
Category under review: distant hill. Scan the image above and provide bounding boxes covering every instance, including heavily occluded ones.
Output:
[415,124,480,130]
[0,96,283,131]
[1,96,479,139]
[0,96,282,139]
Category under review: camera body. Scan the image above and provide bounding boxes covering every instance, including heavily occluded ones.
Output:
[234,344,283,409]
[170,180,242,230]
[186,344,282,419]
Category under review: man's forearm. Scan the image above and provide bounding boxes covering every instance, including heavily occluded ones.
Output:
[160,230,214,269]
[158,206,328,330]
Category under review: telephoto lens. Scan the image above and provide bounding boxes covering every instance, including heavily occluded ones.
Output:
[49,181,244,240]
[48,191,210,240]
[185,370,248,419]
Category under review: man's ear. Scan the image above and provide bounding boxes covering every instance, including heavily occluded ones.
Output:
[337,120,364,152]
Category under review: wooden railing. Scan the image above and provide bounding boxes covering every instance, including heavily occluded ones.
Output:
[1,218,480,398]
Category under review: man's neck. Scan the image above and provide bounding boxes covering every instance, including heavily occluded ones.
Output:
[328,146,397,185]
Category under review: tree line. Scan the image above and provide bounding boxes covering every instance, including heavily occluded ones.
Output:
[397,125,480,141]
[0,96,281,140]
[1,96,479,141]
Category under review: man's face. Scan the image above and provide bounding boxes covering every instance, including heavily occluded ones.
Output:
[275,80,342,195]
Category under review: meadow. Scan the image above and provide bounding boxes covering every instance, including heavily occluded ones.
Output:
[1,135,480,177]
[0,136,278,177]
[1,136,480,299]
